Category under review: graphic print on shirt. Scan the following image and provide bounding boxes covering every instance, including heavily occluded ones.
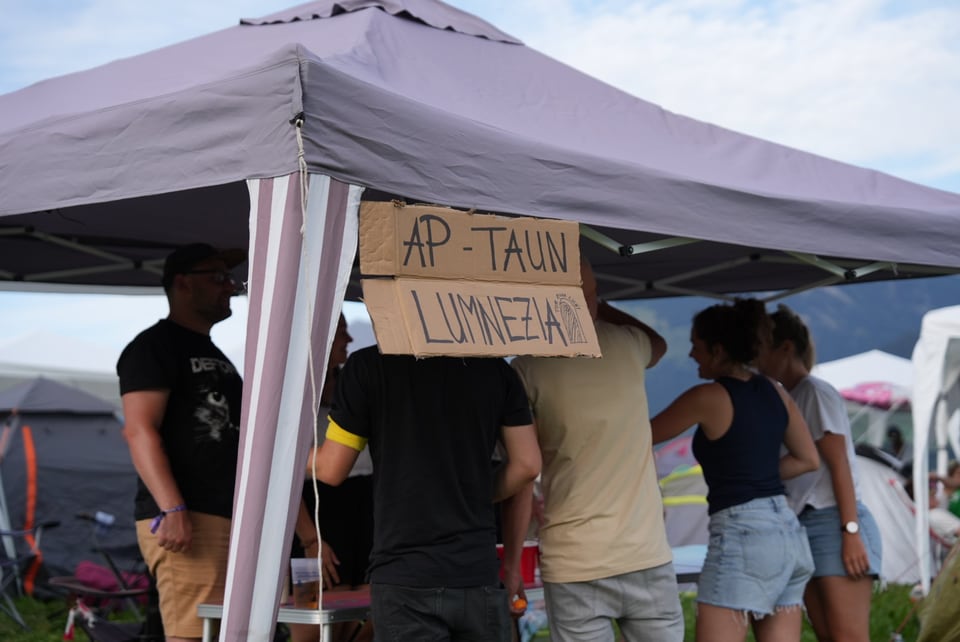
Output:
[189,356,240,442]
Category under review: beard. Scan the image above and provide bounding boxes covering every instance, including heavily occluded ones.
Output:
[197,296,233,325]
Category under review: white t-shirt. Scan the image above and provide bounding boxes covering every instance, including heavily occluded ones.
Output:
[929,507,960,546]
[784,375,861,513]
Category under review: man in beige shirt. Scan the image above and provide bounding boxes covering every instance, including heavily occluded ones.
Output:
[512,259,683,642]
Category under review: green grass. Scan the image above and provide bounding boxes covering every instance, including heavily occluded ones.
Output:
[0,584,921,641]
[0,593,141,642]
[679,585,920,641]
[0,595,74,642]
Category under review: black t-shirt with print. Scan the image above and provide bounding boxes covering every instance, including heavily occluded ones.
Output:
[117,319,243,520]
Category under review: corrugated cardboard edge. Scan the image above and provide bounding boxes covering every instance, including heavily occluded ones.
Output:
[358,202,397,277]
[361,279,413,354]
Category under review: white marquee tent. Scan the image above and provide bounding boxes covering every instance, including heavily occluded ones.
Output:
[814,349,914,394]
[814,349,913,445]
[911,305,960,592]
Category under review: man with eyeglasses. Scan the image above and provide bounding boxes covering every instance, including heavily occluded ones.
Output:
[117,243,245,641]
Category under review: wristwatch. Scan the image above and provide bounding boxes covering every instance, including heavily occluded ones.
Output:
[843,521,860,534]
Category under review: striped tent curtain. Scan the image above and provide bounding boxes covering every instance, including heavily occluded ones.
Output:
[221,173,361,641]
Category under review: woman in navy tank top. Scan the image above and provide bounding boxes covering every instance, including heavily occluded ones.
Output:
[652,299,819,642]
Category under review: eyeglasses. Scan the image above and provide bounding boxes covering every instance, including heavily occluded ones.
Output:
[184,269,237,284]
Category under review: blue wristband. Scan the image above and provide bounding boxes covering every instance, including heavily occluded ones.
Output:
[150,504,187,534]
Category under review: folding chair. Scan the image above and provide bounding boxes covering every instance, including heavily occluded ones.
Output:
[49,575,158,642]
[0,519,59,629]
[47,512,163,642]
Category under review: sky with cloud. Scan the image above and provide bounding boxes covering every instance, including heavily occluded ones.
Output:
[0,0,958,372]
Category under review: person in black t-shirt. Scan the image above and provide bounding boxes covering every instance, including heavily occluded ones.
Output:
[308,349,541,642]
[117,243,245,642]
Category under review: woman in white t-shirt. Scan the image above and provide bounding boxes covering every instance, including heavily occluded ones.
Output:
[758,305,882,642]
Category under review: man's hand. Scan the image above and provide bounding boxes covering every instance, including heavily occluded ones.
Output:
[319,540,341,589]
[156,509,192,553]
[503,567,528,617]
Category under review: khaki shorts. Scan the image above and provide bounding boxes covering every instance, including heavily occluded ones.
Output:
[136,512,231,639]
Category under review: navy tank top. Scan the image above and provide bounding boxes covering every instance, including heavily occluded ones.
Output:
[692,375,787,514]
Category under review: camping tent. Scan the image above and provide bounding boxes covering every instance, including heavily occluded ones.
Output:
[659,464,709,549]
[3,1,960,639]
[857,457,923,586]
[813,349,913,446]
[911,305,960,592]
[0,332,122,406]
[814,350,914,396]
[0,377,139,584]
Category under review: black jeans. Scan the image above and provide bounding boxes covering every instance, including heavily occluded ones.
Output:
[370,582,510,641]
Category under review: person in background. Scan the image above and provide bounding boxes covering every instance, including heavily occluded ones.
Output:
[759,305,882,642]
[905,479,960,549]
[652,298,819,642]
[883,426,912,462]
[290,313,373,642]
[511,258,684,642]
[308,346,541,641]
[931,460,960,519]
[118,243,245,642]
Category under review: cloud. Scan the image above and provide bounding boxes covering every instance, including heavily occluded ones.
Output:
[0,291,247,370]
[461,0,960,192]
[0,0,295,92]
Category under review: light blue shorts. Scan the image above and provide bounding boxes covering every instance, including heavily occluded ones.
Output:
[697,495,814,616]
[799,502,882,578]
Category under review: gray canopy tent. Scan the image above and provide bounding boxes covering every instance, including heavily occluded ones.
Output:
[0,377,139,582]
[2,1,960,639]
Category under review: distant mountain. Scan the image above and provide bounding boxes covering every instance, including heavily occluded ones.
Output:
[340,274,957,415]
[617,274,960,414]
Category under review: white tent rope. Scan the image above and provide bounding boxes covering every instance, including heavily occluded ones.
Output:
[294,115,326,607]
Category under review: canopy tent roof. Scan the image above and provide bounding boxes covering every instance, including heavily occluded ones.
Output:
[2,0,959,300]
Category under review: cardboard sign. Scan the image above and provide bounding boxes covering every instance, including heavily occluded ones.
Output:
[362,277,600,358]
[359,202,600,358]
[360,201,580,284]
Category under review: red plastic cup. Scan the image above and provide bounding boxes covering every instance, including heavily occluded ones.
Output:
[495,540,540,584]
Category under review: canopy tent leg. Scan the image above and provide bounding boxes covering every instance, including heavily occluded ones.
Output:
[220,173,361,642]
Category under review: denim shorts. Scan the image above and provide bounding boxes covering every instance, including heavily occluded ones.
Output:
[697,495,814,616]
[799,502,882,578]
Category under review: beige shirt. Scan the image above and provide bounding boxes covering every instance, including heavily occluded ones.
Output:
[512,320,672,583]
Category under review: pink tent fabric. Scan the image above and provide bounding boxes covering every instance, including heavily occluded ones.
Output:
[840,381,911,410]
